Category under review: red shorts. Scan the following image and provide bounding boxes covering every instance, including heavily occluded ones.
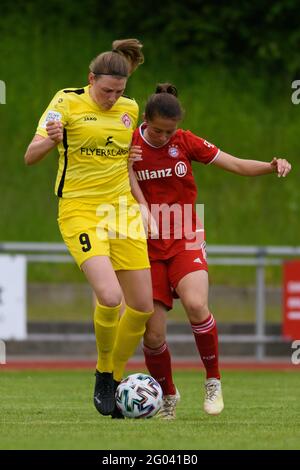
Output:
[150,246,208,310]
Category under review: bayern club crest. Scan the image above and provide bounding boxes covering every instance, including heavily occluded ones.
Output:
[168,145,179,158]
[121,113,132,128]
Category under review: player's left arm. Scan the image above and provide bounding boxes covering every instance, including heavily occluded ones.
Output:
[128,150,158,237]
[128,161,148,208]
[212,151,292,177]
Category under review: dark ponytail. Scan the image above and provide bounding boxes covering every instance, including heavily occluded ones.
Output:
[155,83,178,97]
[145,83,183,121]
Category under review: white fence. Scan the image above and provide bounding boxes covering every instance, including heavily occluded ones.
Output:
[1,242,300,360]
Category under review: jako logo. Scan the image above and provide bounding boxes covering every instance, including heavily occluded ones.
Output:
[291,340,300,364]
[0,80,6,104]
[84,116,97,121]
[175,161,187,177]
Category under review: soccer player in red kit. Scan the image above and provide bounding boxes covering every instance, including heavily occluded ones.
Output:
[128,83,291,419]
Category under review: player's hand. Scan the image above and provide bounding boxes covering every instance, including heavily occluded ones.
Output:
[129,145,143,166]
[46,120,64,144]
[139,204,159,238]
[270,157,292,177]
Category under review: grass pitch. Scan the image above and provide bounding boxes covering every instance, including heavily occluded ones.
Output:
[0,369,299,450]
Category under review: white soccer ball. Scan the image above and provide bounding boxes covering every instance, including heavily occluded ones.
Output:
[115,373,163,418]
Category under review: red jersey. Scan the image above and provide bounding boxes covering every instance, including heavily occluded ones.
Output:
[132,124,220,260]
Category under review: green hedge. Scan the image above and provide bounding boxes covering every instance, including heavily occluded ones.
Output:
[1,0,300,76]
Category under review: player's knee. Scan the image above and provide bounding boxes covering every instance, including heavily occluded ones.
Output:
[95,290,123,307]
[144,330,165,349]
[184,299,209,322]
[129,299,154,313]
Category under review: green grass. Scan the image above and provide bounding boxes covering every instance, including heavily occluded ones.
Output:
[27,293,282,323]
[0,370,299,450]
[26,270,283,323]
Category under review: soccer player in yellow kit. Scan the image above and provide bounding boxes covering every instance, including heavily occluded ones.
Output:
[24,39,153,419]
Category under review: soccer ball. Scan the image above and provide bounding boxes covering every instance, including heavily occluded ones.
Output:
[115,373,163,418]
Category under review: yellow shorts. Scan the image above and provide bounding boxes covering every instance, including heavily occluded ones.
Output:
[58,195,150,271]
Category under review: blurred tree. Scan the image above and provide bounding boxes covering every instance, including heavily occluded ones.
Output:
[1,0,299,76]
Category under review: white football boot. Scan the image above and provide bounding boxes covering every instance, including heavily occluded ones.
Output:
[156,387,180,420]
[204,378,224,415]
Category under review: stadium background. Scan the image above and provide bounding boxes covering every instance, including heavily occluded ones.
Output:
[0,0,299,319]
[0,0,299,450]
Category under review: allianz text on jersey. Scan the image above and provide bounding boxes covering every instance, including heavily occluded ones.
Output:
[135,161,188,181]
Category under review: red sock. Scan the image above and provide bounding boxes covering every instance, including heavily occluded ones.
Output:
[143,342,176,395]
[191,313,220,380]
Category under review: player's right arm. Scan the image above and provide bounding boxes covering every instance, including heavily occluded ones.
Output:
[24,121,63,165]
[24,89,68,165]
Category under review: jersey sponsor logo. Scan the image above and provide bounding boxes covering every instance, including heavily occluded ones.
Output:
[105,136,113,146]
[175,161,187,177]
[80,147,128,157]
[83,115,97,121]
[168,145,179,158]
[135,162,188,181]
[41,110,62,128]
[121,113,131,128]
[135,168,172,181]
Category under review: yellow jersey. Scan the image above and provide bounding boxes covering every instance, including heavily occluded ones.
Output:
[36,85,138,201]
